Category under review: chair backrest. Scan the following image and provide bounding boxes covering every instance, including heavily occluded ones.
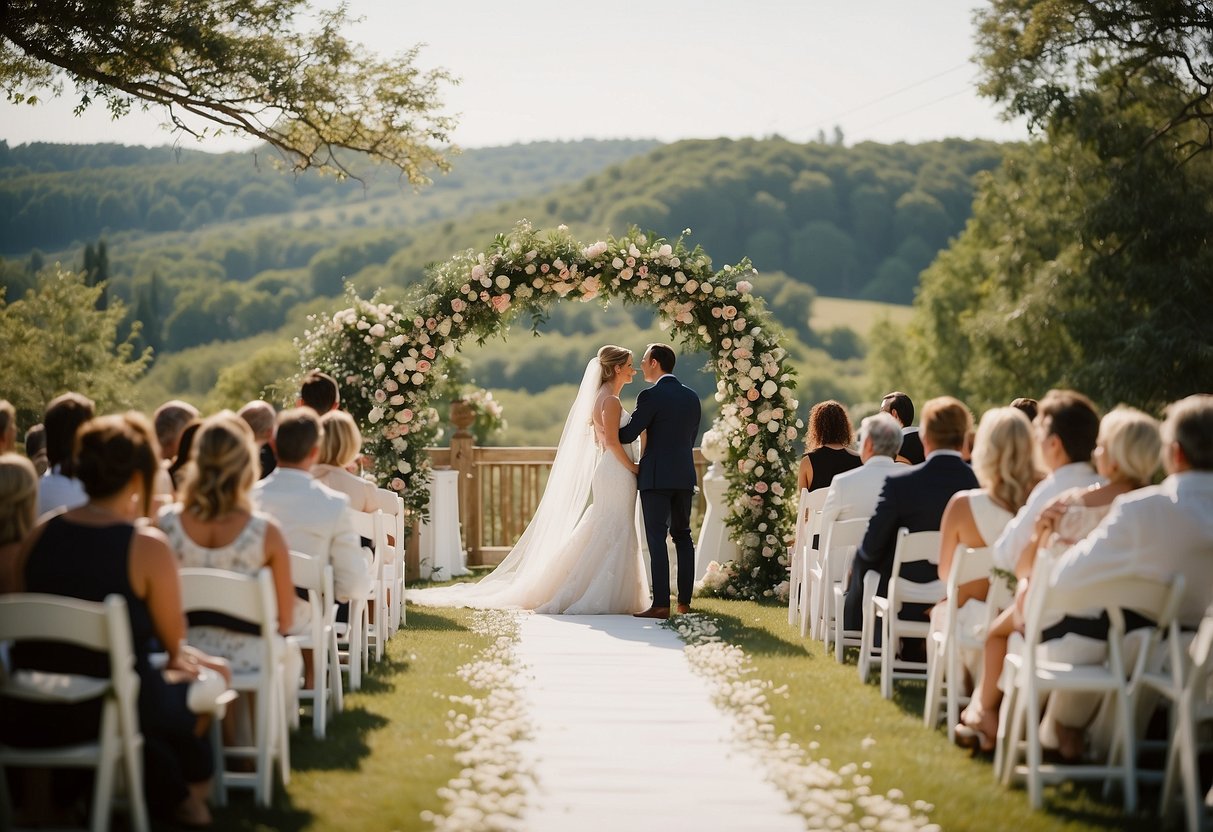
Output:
[887,528,945,609]
[178,568,278,640]
[0,594,137,703]
[349,509,386,579]
[822,517,869,582]
[1023,573,1186,678]
[949,546,993,592]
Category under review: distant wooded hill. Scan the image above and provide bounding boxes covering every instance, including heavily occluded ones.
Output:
[0,136,1006,430]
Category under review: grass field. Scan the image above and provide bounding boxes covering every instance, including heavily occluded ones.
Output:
[693,598,1158,832]
[811,295,913,336]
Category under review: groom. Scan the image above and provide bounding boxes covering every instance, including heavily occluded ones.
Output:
[620,343,702,619]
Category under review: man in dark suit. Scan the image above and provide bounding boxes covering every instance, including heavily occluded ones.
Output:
[842,396,978,634]
[881,391,925,465]
[619,343,702,619]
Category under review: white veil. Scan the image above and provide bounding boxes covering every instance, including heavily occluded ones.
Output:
[407,358,603,609]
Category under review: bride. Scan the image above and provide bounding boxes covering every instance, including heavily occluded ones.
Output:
[406,345,651,614]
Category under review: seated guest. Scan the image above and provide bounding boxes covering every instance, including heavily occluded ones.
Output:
[1043,397,1212,757]
[37,392,94,516]
[158,412,305,675]
[932,407,1042,697]
[1,413,219,827]
[820,412,902,525]
[958,405,1162,754]
[255,408,373,604]
[842,397,979,634]
[0,453,38,593]
[153,400,200,464]
[24,424,48,476]
[1010,397,1039,423]
[880,391,925,465]
[314,410,378,513]
[299,369,340,414]
[797,400,861,493]
[0,399,16,452]
[992,389,1103,575]
[238,400,277,480]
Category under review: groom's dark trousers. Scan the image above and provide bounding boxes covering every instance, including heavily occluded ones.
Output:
[620,375,702,607]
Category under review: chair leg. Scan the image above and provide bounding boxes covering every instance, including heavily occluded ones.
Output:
[923,640,941,729]
[996,682,1020,786]
[787,550,799,627]
[880,612,894,699]
[1116,691,1138,813]
[313,638,328,740]
[91,708,117,832]
[1177,705,1202,832]
[209,717,227,807]
[255,679,272,807]
[329,625,344,714]
[1026,686,1044,809]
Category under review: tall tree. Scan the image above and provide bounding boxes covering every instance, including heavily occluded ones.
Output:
[1,0,457,181]
[894,0,1213,412]
[0,266,151,426]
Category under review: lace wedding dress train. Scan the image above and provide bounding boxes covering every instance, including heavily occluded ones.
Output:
[406,361,650,615]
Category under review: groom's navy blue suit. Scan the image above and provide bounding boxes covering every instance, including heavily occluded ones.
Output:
[619,375,701,607]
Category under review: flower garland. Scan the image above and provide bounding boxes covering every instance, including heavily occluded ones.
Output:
[298,222,803,598]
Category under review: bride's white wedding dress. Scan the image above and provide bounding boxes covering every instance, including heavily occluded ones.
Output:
[406,360,650,614]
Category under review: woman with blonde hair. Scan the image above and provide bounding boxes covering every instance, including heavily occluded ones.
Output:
[313,409,378,512]
[157,412,305,672]
[0,453,38,593]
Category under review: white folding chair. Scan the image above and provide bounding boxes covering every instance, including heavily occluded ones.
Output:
[375,487,407,634]
[289,551,343,739]
[178,567,289,808]
[342,509,385,690]
[788,488,827,629]
[997,573,1185,812]
[871,529,944,699]
[0,593,149,832]
[810,516,867,655]
[924,545,993,740]
[1143,611,1213,831]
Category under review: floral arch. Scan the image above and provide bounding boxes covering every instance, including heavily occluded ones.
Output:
[299,222,803,599]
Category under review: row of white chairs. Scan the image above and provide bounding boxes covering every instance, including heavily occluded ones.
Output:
[787,487,1213,827]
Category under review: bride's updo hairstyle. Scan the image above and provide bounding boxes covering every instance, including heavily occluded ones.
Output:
[181,411,258,521]
[597,345,632,385]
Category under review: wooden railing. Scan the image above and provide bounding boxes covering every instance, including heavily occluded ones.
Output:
[422,441,709,568]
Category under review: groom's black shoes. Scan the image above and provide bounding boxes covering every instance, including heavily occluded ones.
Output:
[634,606,670,620]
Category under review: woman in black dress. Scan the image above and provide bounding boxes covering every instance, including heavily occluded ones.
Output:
[1,412,224,827]
[797,400,862,493]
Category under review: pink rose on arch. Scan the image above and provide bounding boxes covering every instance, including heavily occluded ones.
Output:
[625,256,636,267]
[451,298,466,313]
[722,305,737,320]
[422,346,437,360]
[426,318,437,330]
[491,294,512,313]
[754,481,769,494]
[737,280,753,294]
[390,478,405,492]
[746,423,760,436]
[746,388,760,401]
[711,307,722,318]
[637,265,648,277]
[417,360,431,373]
[479,291,490,302]
[540,263,550,273]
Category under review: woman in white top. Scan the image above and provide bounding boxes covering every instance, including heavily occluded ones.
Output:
[934,407,1042,717]
[312,410,378,513]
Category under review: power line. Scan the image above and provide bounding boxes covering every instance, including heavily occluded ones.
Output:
[799,60,972,136]
[851,85,975,133]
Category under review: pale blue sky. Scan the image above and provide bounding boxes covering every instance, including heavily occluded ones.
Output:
[0,0,1028,151]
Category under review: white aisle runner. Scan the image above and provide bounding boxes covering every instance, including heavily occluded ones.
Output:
[515,614,803,832]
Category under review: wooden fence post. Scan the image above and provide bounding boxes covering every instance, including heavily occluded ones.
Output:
[449,400,478,566]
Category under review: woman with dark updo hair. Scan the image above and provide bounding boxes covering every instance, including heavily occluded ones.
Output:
[0,412,223,827]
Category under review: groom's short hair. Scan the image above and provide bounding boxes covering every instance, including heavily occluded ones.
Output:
[647,343,676,373]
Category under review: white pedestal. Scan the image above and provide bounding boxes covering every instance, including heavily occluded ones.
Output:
[695,462,739,581]
[419,468,468,580]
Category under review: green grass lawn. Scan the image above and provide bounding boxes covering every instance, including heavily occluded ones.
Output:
[202,594,1156,831]
[206,605,491,832]
[811,296,913,336]
[693,598,1159,832]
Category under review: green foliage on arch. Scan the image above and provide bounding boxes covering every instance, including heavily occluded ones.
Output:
[299,223,805,598]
